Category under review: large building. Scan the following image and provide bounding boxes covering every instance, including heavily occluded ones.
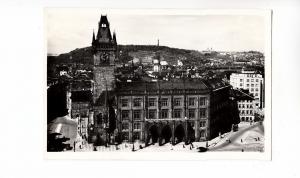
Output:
[114,79,240,144]
[230,70,264,108]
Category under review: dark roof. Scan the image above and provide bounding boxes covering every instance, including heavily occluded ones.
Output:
[201,78,230,90]
[71,80,92,90]
[94,90,115,106]
[115,78,226,92]
[71,91,92,102]
[231,89,255,101]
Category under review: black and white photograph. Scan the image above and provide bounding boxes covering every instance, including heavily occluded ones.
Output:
[4,0,300,177]
[46,9,271,159]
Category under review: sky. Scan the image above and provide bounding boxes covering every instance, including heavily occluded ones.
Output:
[46,9,267,55]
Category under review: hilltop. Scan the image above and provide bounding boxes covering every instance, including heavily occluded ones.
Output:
[47,45,211,66]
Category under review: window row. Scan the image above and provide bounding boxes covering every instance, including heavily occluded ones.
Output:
[240,110,253,115]
[121,108,207,120]
[238,104,253,109]
[121,97,207,107]
[122,122,142,131]
[240,78,261,82]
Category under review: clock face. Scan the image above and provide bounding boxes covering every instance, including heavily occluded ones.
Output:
[100,52,109,64]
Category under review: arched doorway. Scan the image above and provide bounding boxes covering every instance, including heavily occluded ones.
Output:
[160,125,172,145]
[174,124,185,144]
[187,122,195,143]
[148,125,159,145]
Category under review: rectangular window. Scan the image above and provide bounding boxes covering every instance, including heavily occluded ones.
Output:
[199,97,207,106]
[251,79,254,82]
[133,98,142,107]
[174,98,181,106]
[122,122,129,130]
[161,98,168,107]
[188,109,195,118]
[240,79,243,82]
[188,97,196,106]
[200,121,206,127]
[121,110,129,121]
[240,83,243,87]
[251,84,254,87]
[133,123,141,130]
[148,109,156,119]
[200,108,206,118]
[174,109,182,118]
[122,132,129,141]
[149,98,156,107]
[133,132,140,140]
[133,110,141,120]
[256,79,259,82]
[255,88,259,91]
[247,79,250,82]
[161,109,168,119]
[121,99,128,107]
[246,84,249,87]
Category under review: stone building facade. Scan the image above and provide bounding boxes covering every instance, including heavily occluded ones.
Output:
[115,79,239,144]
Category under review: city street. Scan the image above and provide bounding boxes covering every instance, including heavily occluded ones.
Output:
[209,122,264,152]
[70,121,264,152]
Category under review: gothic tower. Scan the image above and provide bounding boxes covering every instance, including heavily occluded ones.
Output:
[92,15,117,104]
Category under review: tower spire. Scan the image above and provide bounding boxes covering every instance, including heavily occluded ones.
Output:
[113,30,117,44]
[92,29,96,43]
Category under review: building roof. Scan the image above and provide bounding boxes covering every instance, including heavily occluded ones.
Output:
[71,90,92,102]
[94,90,115,106]
[231,89,255,101]
[115,78,228,93]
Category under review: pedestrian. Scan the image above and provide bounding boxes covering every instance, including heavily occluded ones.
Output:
[258,137,260,141]
[242,149,244,152]
[228,139,231,143]
[183,144,185,148]
[190,145,192,150]
[241,139,243,143]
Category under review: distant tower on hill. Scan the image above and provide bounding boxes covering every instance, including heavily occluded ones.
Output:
[92,15,117,104]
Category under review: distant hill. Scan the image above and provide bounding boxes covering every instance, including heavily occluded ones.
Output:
[47,45,209,66]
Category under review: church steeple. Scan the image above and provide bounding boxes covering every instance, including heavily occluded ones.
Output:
[113,30,117,44]
[92,29,96,44]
